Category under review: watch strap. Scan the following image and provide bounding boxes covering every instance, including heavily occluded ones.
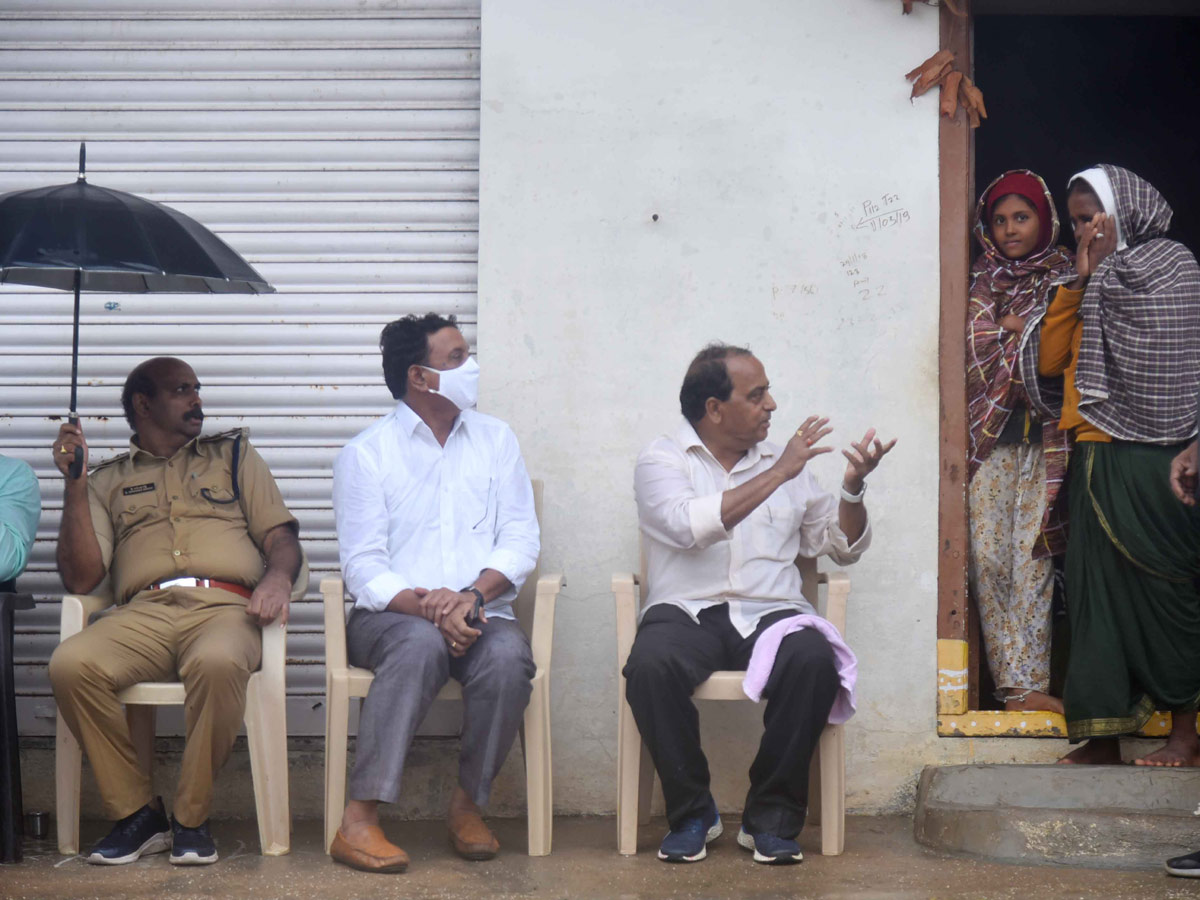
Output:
[840,481,867,504]
[462,585,485,621]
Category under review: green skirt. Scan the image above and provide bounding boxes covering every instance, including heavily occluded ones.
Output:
[1064,441,1200,741]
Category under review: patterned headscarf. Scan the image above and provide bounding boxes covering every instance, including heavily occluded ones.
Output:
[1070,164,1200,442]
[986,170,1055,254]
[967,170,1075,557]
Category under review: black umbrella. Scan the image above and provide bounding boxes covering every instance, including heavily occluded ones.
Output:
[0,144,274,477]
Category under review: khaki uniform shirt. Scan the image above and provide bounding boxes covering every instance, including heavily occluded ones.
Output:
[87,429,297,604]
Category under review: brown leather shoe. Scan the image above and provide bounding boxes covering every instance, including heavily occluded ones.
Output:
[448,809,500,860]
[330,826,409,873]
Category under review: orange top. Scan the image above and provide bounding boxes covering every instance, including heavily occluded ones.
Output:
[1037,285,1112,443]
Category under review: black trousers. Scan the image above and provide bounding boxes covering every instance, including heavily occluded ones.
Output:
[623,603,839,838]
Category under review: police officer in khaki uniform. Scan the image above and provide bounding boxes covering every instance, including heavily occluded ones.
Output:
[48,357,300,866]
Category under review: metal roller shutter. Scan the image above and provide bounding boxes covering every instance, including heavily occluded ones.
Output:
[0,0,481,735]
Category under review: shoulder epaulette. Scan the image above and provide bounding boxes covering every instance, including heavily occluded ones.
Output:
[89,451,130,474]
[198,427,248,444]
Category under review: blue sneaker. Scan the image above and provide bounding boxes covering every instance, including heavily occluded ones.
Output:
[657,797,722,863]
[87,798,171,865]
[737,827,804,865]
[169,816,219,865]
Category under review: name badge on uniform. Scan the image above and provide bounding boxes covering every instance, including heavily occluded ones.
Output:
[122,483,156,496]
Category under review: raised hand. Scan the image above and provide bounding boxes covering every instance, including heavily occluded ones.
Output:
[842,427,897,491]
[53,421,88,478]
[1074,212,1117,285]
[776,416,834,480]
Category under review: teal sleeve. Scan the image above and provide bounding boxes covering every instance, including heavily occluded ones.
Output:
[0,457,41,583]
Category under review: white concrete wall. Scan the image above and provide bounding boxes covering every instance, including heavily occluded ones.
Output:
[477,0,1062,818]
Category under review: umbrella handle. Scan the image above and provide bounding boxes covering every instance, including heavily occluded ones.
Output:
[67,270,83,479]
[67,414,83,480]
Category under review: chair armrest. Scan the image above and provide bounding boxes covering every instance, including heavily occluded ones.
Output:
[260,617,287,677]
[60,594,114,640]
[320,576,349,672]
[820,571,850,635]
[612,573,640,663]
[290,550,311,602]
[529,573,563,674]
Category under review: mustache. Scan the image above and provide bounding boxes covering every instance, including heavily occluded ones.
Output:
[184,409,204,421]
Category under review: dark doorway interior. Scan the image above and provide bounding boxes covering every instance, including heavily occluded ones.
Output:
[975,15,1200,255]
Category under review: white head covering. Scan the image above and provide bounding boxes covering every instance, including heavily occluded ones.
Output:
[1069,166,1128,251]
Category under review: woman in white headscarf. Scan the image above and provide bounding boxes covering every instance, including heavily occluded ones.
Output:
[1024,164,1200,767]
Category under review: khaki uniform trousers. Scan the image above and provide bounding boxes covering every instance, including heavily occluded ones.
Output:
[48,586,261,826]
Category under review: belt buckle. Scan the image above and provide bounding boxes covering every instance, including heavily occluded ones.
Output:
[159,576,199,589]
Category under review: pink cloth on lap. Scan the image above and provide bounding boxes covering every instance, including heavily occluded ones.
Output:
[741,614,857,725]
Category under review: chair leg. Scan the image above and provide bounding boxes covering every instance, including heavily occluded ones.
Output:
[807,728,823,828]
[616,691,643,855]
[537,721,553,854]
[54,713,82,856]
[245,672,290,855]
[818,724,845,856]
[522,674,552,856]
[324,676,350,855]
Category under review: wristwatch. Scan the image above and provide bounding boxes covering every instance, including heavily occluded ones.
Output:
[462,585,486,622]
[840,481,867,504]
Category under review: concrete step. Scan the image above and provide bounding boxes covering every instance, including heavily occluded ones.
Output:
[914,764,1200,869]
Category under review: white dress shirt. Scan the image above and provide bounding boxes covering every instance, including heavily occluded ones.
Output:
[333,401,540,616]
[634,419,870,637]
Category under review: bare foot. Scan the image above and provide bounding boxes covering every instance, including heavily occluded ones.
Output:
[1134,713,1200,767]
[1005,690,1065,715]
[1058,737,1122,765]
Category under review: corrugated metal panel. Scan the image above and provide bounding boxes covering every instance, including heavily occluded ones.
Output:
[0,1,481,735]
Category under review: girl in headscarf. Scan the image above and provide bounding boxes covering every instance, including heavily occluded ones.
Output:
[967,170,1074,715]
[1026,164,1200,766]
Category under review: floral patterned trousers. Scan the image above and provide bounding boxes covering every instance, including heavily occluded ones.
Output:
[968,442,1054,698]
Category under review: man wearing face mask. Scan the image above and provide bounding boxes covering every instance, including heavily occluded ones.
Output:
[329,313,540,873]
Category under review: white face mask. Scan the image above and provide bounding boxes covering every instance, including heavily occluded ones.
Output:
[421,356,479,411]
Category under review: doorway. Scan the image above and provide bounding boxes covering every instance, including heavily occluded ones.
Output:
[937,2,1200,736]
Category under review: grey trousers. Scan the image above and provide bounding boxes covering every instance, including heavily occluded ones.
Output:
[346,609,534,807]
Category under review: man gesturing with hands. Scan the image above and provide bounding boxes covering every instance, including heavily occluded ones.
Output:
[330,314,539,873]
[624,343,893,866]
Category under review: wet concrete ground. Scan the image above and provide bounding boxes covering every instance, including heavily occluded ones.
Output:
[3,814,1200,899]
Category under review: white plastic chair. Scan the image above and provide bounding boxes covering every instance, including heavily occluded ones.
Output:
[612,549,849,856]
[321,479,563,856]
[55,554,309,857]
